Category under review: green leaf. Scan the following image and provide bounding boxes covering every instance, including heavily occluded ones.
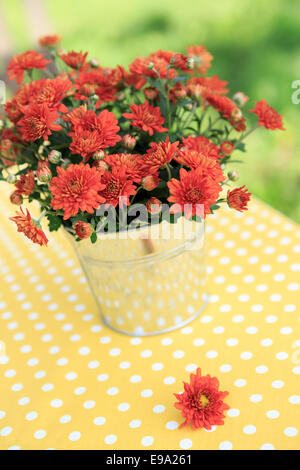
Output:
[90,231,97,244]
[210,204,221,214]
[46,214,62,232]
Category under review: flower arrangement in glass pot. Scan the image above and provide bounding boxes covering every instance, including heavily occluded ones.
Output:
[0,36,284,334]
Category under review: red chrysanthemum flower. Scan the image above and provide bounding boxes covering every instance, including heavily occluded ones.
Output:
[60,50,88,69]
[220,141,234,156]
[129,50,176,84]
[0,128,22,166]
[186,45,213,75]
[99,168,137,208]
[105,153,145,183]
[18,103,62,142]
[7,50,50,84]
[187,75,229,100]
[167,168,222,219]
[227,185,251,212]
[205,94,246,131]
[70,130,107,159]
[181,135,221,160]
[74,221,93,240]
[49,163,106,220]
[169,82,187,104]
[15,170,35,196]
[62,104,87,124]
[123,101,167,136]
[34,77,73,113]
[249,99,285,130]
[39,34,61,47]
[10,207,48,246]
[143,136,179,172]
[174,368,229,430]
[69,109,121,159]
[205,94,237,119]
[74,69,117,105]
[170,53,190,71]
[175,150,225,183]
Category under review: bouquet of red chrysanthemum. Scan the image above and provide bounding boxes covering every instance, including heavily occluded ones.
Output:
[0,36,284,246]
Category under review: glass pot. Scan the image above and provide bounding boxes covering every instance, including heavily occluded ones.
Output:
[66,218,208,336]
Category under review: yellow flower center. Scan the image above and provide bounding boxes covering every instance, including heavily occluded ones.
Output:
[199,394,209,407]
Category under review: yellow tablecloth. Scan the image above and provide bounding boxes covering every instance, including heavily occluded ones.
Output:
[0,181,299,450]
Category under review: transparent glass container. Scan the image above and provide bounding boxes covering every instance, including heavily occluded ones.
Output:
[66,218,208,336]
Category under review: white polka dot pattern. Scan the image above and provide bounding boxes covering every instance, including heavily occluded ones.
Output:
[0,186,299,450]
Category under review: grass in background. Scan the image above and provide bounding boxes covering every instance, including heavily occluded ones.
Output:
[2,0,300,221]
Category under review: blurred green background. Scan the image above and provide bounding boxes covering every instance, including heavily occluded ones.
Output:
[1,0,300,221]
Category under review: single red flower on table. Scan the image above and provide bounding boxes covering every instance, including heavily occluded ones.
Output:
[39,34,61,48]
[49,163,106,220]
[227,185,251,212]
[174,368,229,430]
[186,45,213,75]
[123,101,168,136]
[167,168,222,219]
[181,136,221,160]
[143,136,179,173]
[99,168,137,208]
[18,103,62,142]
[74,221,93,240]
[60,50,88,69]
[15,170,35,196]
[7,50,50,84]
[249,99,285,130]
[10,207,48,246]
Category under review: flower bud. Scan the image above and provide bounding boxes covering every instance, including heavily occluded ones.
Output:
[233,91,249,107]
[93,160,108,172]
[184,102,194,111]
[48,150,62,164]
[186,57,195,70]
[231,107,243,121]
[37,161,52,182]
[57,47,66,56]
[90,58,100,68]
[143,87,159,101]
[146,197,162,215]
[74,221,93,240]
[122,134,137,151]
[227,170,239,182]
[91,93,99,102]
[116,91,125,101]
[7,173,17,184]
[93,150,106,161]
[147,61,154,70]
[220,141,234,156]
[10,191,23,205]
[142,175,160,191]
[61,158,71,169]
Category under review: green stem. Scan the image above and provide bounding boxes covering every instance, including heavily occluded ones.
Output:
[166,163,172,181]
[235,124,259,145]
